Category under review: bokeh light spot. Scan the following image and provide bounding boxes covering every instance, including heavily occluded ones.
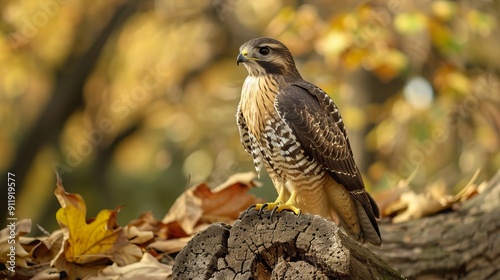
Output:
[403,76,434,109]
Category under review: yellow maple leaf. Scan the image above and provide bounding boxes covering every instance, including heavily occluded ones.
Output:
[54,176,124,265]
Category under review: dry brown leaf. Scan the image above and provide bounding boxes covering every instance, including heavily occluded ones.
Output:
[86,253,172,280]
[29,229,64,265]
[0,219,32,270]
[4,229,64,279]
[373,185,410,218]
[162,172,263,235]
[377,168,418,217]
[148,237,192,255]
[112,243,143,267]
[28,267,61,280]
[128,211,170,240]
[387,169,486,223]
[207,172,263,219]
[125,225,154,245]
[389,179,455,223]
[15,228,65,277]
[126,210,191,257]
[389,184,446,223]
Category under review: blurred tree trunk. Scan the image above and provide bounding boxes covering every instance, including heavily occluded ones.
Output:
[2,0,139,220]
[346,69,405,171]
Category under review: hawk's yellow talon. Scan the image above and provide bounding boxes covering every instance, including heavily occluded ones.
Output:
[246,204,257,213]
[254,202,281,212]
[273,204,301,215]
[258,203,268,214]
[251,202,301,216]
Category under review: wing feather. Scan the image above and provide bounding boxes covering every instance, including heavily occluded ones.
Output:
[275,81,381,226]
[237,103,264,177]
[275,82,358,180]
[236,104,252,154]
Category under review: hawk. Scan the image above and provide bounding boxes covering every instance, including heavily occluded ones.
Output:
[236,37,381,245]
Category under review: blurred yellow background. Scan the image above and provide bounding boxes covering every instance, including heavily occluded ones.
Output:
[1,0,499,231]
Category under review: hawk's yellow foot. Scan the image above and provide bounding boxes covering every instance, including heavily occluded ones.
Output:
[248,185,290,214]
[248,202,301,216]
[251,202,281,213]
[270,191,301,216]
[270,203,301,216]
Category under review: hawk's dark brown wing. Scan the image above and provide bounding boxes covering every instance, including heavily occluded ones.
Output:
[275,81,380,232]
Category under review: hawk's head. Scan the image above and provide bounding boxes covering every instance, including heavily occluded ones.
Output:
[237,37,300,78]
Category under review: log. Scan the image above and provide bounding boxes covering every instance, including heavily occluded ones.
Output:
[371,171,500,279]
[173,210,404,279]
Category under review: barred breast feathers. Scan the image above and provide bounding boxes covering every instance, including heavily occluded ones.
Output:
[240,75,281,139]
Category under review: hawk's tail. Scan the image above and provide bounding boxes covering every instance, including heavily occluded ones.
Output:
[324,177,382,246]
[353,194,382,246]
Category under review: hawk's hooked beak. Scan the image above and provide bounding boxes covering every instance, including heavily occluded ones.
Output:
[237,52,246,65]
[237,48,257,65]
[237,49,248,65]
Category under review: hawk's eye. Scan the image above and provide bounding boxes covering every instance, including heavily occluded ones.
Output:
[259,47,270,55]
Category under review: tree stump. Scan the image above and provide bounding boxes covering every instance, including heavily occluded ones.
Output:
[173,210,404,279]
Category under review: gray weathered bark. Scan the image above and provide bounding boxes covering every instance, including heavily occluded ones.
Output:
[173,210,404,279]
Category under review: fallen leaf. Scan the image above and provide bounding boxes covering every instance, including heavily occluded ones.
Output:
[203,172,263,219]
[148,237,192,255]
[0,219,32,269]
[112,243,143,266]
[128,211,169,240]
[373,185,409,218]
[377,167,418,217]
[87,253,172,280]
[162,172,263,235]
[389,185,445,223]
[126,210,192,258]
[22,229,64,266]
[386,169,486,223]
[28,267,61,280]
[4,228,64,279]
[54,177,125,265]
[125,225,154,245]
[51,175,129,280]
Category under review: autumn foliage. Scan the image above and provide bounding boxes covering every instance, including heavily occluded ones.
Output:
[0,173,261,279]
[2,169,490,279]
